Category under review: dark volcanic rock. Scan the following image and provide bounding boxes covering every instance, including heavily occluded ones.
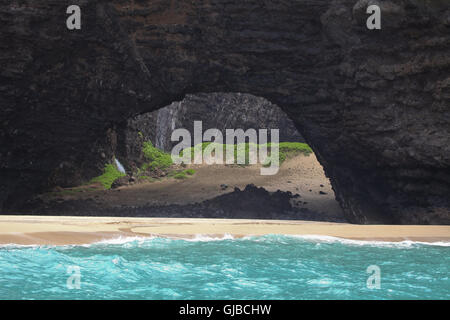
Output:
[199,184,294,219]
[111,176,131,189]
[18,184,344,222]
[1,0,449,224]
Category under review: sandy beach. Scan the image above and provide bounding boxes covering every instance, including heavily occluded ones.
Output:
[4,155,449,246]
[0,215,449,245]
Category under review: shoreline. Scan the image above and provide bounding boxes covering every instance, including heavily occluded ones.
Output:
[0,216,449,245]
[25,155,345,223]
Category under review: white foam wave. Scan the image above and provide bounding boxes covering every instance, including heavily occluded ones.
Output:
[267,234,450,247]
[92,236,153,245]
[90,234,236,245]
[0,243,42,249]
[183,233,235,242]
[0,233,448,248]
[95,233,449,248]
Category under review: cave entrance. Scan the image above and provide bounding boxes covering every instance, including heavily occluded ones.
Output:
[29,93,344,222]
[107,93,345,222]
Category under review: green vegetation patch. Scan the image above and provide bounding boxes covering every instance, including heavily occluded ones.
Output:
[263,142,313,167]
[138,141,197,181]
[179,142,257,165]
[277,142,313,159]
[179,142,312,167]
[89,163,126,189]
[167,168,196,180]
[142,141,173,171]
[174,172,188,179]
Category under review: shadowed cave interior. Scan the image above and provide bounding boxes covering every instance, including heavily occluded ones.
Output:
[18,93,346,223]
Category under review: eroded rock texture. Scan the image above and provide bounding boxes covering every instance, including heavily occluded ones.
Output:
[118,92,303,170]
[0,0,449,223]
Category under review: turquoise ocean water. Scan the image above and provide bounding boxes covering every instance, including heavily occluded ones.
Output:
[0,235,448,299]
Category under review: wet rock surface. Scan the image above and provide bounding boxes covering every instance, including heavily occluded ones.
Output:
[0,0,449,224]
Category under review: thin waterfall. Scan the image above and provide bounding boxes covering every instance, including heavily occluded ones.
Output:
[114,158,126,174]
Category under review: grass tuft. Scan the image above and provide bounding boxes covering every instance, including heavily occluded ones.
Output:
[89,163,126,189]
[142,141,173,171]
[174,172,188,179]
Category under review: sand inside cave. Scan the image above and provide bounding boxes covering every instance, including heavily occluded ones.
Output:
[41,153,344,219]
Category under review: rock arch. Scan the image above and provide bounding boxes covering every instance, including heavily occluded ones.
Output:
[0,0,449,223]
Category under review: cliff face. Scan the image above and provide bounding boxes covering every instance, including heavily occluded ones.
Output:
[119,92,303,169]
[0,0,449,223]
